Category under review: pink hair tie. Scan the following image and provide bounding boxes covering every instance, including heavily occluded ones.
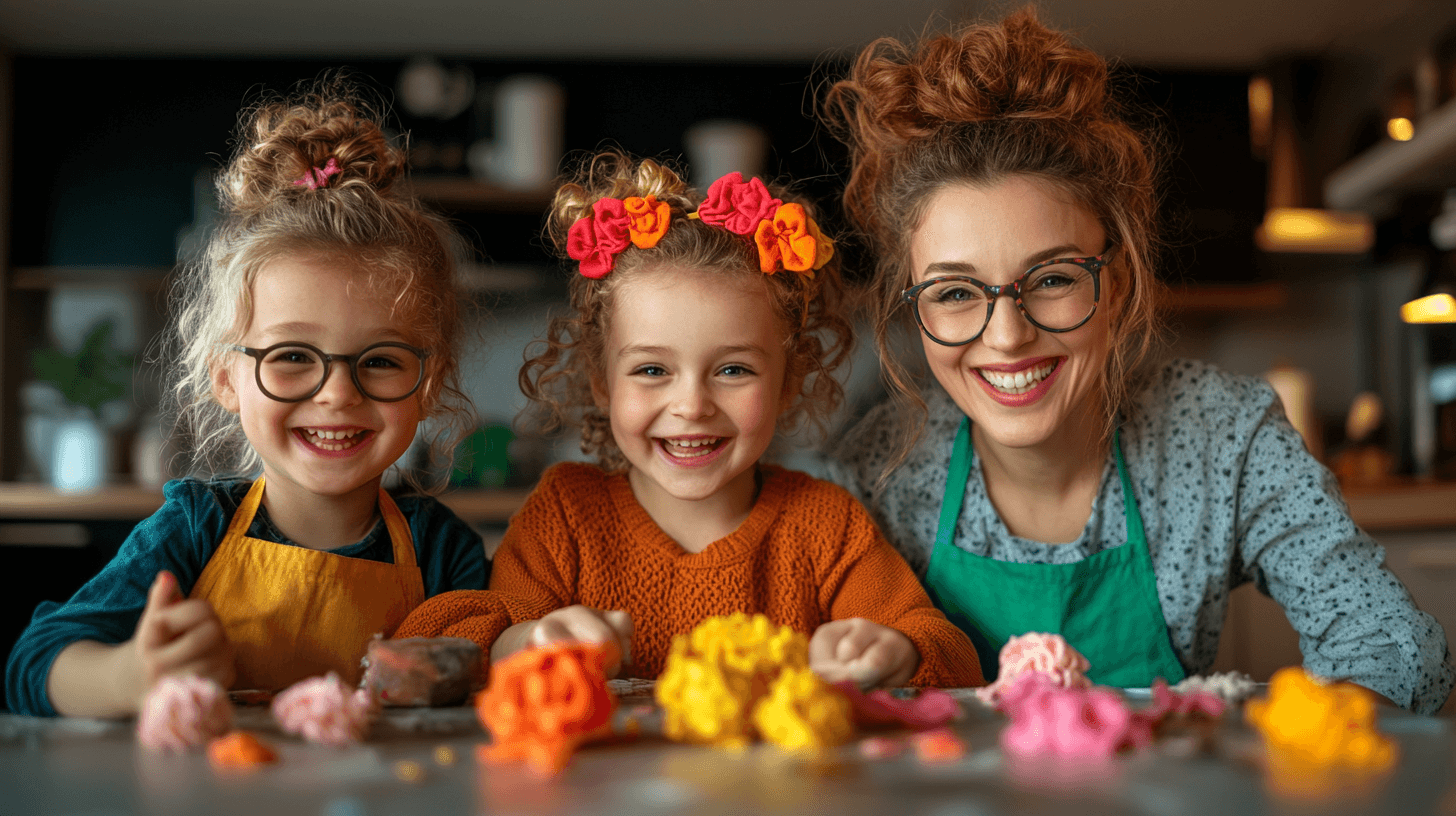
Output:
[293,157,342,190]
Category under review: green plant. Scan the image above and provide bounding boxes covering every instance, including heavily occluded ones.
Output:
[31,319,133,416]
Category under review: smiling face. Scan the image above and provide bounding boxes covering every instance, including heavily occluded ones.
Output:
[213,255,424,504]
[596,266,790,516]
[907,176,1112,453]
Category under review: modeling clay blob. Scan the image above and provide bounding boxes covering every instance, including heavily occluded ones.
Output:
[207,731,277,770]
[976,632,1091,707]
[1245,667,1397,771]
[359,636,484,707]
[834,682,961,730]
[656,613,812,748]
[752,666,853,751]
[272,673,376,747]
[475,642,617,776]
[998,673,1153,758]
[137,675,233,752]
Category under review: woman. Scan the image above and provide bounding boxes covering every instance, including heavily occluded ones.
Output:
[821,9,1453,713]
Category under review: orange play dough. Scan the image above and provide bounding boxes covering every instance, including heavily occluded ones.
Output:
[207,731,277,769]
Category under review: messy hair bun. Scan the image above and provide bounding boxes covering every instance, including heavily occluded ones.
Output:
[525,150,852,470]
[824,7,1165,473]
[168,78,472,487]
[221,89,407,215]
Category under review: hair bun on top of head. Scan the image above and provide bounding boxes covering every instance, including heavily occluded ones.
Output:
[220,84,407,216]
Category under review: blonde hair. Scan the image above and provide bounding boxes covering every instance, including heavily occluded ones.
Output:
[165,79,473,488]
[522,151,853,470]
[823,8,1167,476]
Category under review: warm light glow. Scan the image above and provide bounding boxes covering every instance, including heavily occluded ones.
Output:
[1255,207,1374,253]
[1387,117,1415,141]
[1248,76,1273,154]
[1401,293,1456,323]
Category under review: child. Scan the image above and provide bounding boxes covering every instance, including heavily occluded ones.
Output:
[395,152,983,689]
[5,83,487,717]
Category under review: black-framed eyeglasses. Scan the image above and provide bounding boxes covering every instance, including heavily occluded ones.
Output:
[228,342,431,403]
[900,249,1113,347]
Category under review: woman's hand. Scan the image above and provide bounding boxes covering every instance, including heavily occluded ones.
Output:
[490,605,633,677]
[809,618,919,689]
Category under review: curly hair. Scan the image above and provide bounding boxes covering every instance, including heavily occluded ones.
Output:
[522,150,853,470]
[822,8,1167,477]
[164,77,473,489]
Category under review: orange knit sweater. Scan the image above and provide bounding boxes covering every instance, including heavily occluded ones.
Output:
[395,462,983,687]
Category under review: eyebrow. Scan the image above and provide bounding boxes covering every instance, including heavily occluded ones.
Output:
[921,244,1089,280]
[618,343,771,358]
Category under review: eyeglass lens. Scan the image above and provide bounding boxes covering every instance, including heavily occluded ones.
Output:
[256,344,424,401]
[915,261,1098,344]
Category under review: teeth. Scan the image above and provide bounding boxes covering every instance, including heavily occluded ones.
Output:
[302,428,366,451]
[979,362,1056,395]
[663,438,722,458]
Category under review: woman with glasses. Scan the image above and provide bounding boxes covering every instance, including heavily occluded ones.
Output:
[822,10,1453,712]
[6,83,487,718]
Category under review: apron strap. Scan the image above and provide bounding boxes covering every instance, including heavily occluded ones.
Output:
[935,416,974,551]
[223,478,268,541]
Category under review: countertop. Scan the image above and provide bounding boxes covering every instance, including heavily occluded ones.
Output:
[2,686,1451,816]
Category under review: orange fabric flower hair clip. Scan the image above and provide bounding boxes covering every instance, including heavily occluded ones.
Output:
[565,172,834,279]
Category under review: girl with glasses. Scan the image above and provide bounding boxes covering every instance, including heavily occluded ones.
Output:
[6,81,487,717]
[391,151,983,691]
[821,10,1452,712]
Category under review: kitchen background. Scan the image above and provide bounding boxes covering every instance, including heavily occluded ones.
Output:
[2,0,1455,708]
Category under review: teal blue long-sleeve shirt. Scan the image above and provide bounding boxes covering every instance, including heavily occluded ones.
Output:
[5,478,489,716]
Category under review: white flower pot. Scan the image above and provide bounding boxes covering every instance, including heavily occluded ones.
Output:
[51,415,109,491]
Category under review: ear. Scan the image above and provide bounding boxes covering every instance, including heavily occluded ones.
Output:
[211,360,241,413]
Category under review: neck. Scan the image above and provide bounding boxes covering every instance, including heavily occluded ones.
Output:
[970,405,1110,544]
[258,474,383,550]
[628,465,758,554]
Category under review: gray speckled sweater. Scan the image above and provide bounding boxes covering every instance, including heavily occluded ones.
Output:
[825,358,1454,714]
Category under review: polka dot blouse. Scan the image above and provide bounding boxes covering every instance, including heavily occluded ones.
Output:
[824,358,1454,714]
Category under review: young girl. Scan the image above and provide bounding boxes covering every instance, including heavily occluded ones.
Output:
[395,152,983,689]
[5,83,487,717]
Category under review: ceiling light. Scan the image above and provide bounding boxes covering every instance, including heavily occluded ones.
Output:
[1387,117,1415,141]
[1254,207,1374,253]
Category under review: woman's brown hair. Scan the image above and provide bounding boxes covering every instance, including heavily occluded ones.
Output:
[823,8,1166,478]
[523,150,853,470]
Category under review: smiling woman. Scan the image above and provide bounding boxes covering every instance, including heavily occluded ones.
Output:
[820,9,1456,713]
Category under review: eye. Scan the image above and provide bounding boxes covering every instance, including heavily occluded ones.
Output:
[631,364,668,377]
[1026,263,1087,292]
[359,352,404,370]
[928,281,983,304]
[262,346,320,366]
[718,364,756,378]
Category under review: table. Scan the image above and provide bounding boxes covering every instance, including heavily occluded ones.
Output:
[2,687,1451,816]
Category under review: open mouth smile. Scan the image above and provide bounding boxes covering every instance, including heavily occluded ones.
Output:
[295,427,373,452]
[978,360,1058,395]
[658,436,726,459]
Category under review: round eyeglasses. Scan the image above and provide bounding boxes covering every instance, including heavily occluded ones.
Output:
[229,342,431,403]
[900,249,1112,346]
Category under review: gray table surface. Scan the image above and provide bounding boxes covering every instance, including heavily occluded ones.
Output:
[2,686,1451,816]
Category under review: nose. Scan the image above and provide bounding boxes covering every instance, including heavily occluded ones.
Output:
[978,292,1038,353]
[669,376,715,420]
[312,359,364,407]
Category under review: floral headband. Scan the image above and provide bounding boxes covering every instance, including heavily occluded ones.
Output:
[565,172,835,280]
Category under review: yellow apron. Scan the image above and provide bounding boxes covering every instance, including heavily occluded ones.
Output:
[191,477,425,690]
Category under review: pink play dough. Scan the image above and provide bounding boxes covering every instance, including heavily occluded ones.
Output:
[137,675,233,752]
[834,682,961,730]
[271,673,376,747]
[975,632,1091,707]
[998,673,1151,757]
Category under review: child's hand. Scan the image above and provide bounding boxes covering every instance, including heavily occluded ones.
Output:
[493,605,633,677]
[128,570,236,693]
[809,618,919,689]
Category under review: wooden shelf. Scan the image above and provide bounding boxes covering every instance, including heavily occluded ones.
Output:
[1342,478,1456,532]
[1324,96,1456,215]
[403,177,551,213]
[0,483,530,525]
[9,266,173,290]
[1160,282,1289,313]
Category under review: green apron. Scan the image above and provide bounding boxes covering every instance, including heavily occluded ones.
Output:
[925,416,1186,688]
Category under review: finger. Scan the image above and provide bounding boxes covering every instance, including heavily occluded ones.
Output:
[154,617,231,676]
[136,572,182,651]
[149,599,223,641]
[835,622,882,663]
[600,610,633,668]
[808,621,849,668]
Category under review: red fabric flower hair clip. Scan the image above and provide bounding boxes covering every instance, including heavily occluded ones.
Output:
[564,172,834,279]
